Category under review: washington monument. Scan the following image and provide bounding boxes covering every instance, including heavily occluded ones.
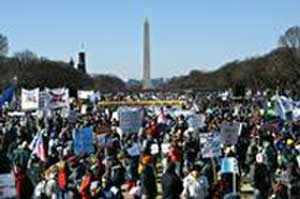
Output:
[142,18,152,89]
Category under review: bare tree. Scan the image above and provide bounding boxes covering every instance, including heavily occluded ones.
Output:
[13,49,39,64]
[279,26,300,59]
[0,33,8,57]
[278,26,300,85]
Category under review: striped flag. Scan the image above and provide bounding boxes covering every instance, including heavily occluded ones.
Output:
[29,131,46,162]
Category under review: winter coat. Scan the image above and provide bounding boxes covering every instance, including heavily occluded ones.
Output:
[15,170,34,199]
[253,163,271,191]
[182,174,209,199]
[141,165,157,199]
[79,175,93,199]
[162,164,183,199]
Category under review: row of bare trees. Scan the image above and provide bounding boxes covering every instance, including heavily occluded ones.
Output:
[167,26,300,93]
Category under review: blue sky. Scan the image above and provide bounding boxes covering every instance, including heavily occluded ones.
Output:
[0,0,299,80]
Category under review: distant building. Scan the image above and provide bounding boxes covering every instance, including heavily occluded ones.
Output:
[69,57,75,68]
[77,51,87,73]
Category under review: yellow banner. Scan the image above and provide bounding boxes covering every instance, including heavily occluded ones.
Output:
[98,100,183,106]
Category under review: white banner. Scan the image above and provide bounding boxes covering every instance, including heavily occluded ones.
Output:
[47,88,69,109]
[78,90,95,100]
[21,88,39,110]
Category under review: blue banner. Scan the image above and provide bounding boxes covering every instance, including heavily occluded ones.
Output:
[73,127,95,155]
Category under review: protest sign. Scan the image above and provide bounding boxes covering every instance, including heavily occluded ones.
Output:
[188,114,206,129]
[220,122,242,145]
[81,104,88,115]
[21,88,39,111]
[46,88,70,109]
[0,173,16,199]
[7,111,25,117]
[39,90,49,109]
[119,107,142,134]
[201,135,222,158]
[97,134,107,147]
[73,127,95,155]
[127,143,141,157]
[199,133,211,144]
[151,143,159,155]
[78,90,95,100]
[220,157,239,174]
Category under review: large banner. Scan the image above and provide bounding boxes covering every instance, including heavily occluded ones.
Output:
[73,127,95,155]
[119,107,142,134]
[21,88,39,110]
[201,135,222,158]
[220,122,242,145]
[47,88,69,109]
[0,173,16,199]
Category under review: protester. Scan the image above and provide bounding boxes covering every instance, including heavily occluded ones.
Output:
[181,164,209,199]
[1,88,300,199]
[140,155,157,199]
[161,163,183,199]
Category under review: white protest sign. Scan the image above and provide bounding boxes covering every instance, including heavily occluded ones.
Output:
[21,88,39,111]
[151,143,159,155]
[199,133,211,144]
[220,122,242,145]
[188,114,206,129]
[78,90,95,100]
[46,88,70,109]
[81,104,88,115]
[0,173,16,199]
[119,107,142,134]
[7,111,25,117]
[201,135,222,158]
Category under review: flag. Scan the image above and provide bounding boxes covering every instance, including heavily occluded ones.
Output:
[0,86,15,106]
[21,88,39,110]
[29,131,46,162]
[276,95,300,120]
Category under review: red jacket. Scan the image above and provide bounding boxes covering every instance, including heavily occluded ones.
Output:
[79,175,93,199]
[58,168,67,191]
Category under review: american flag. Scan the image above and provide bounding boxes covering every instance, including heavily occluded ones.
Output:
[29,131,46,162]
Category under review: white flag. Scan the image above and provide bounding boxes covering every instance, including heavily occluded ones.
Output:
[21,88,39,110]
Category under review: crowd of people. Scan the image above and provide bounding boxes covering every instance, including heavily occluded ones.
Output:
[1,90,300,199]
